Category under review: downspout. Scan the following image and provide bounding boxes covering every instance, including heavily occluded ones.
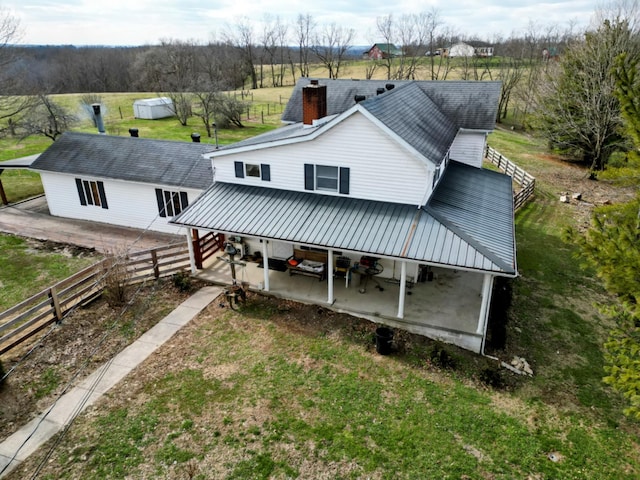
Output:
[327,249,334,304]
[397,261,407,318]
[261,240,270,291]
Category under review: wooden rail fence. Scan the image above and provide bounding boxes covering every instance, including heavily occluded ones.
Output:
[485,145,536,210]
[0,242,191,356]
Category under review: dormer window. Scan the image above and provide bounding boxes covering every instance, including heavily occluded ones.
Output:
[234,161,271,181]
[316,165,338,191]
[245,164,260,177]
[304,164,350,194]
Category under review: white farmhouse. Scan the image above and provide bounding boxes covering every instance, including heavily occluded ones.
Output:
[172,79,517,353]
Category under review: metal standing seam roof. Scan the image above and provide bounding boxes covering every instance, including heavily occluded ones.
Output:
[171,161,516,275]
[29,132,215,190]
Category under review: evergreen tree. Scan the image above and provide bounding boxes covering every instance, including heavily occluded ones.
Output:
[567,52,640,418]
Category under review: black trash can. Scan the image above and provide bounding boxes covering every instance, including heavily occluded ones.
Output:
[375,327,394,355]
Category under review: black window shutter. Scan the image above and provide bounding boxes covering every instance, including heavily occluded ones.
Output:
[339,167,350,194]
[164,191,174,217]
[83,181,93,205]
[304,164,314,190]
[97,181,108,209]
[75,178,87,205]
[261,164,271,181]
[234,161,244,178]
[155,188,166,217]
[180,191,188,210]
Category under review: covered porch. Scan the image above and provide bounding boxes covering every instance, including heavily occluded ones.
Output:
[192,243,490,353]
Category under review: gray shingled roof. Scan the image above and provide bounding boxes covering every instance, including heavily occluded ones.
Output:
[282,78,501,131]
[216,82,460,164]
[359,83,458,163]
[30,132,214,190]
[171,161,516,275]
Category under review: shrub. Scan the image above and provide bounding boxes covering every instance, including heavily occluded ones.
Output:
[428,342,457,369]
[172,271,193,293]
[101,253,131,307]
[479,365,506,389]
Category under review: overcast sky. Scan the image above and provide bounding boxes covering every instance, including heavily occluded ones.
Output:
[2,1,599,46]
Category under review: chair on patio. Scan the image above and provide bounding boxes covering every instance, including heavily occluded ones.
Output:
[334,256,351,287]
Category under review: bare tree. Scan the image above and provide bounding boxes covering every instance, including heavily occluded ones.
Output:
[261,15,278,87]
[375,14,396,80]
[424,9,444,80]
[311,23,354,79]
[135,39,199,125]
[534,16,638,171]
[217,95,248,128]
[275,18,289,87]
[429,28,456,80]
[295,13,315,78]
[495,55,525,122]
[226,18,258,89]
[14,94,76,141]
[192,90,220,137]
[0,6,31,125]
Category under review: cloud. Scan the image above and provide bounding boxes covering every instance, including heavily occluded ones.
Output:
[3,0,598,46]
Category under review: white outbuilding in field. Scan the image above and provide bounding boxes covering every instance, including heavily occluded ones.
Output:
[133,97,175,120]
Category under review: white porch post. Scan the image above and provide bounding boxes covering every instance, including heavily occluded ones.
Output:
[476,273,494,335]
[397,261,407,318]
[186,228,197,274]
[261,240,270,291]
[327,249,334,304]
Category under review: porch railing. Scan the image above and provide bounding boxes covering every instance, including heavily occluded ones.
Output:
[485,145,536,210]
[192,231,225,269]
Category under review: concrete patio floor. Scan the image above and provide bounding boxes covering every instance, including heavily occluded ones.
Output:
[195,251,485,348]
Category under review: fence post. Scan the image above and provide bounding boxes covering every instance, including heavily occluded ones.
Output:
[49,286,63,322]
[151,250,160,279]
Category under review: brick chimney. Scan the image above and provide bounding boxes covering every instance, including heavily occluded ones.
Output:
[302,79,327,125]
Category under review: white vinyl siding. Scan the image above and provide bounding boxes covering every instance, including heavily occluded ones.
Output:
[40,172,202,234]
[449,131,487,168]
[213,113,433,205]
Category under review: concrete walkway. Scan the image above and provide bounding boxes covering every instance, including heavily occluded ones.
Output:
[0,196,182,253]
[0,285,222,479]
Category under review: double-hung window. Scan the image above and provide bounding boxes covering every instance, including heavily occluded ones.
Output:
[304,164,350,194]
[75,178,108,209]
[234,161,271,181]
[155,189,188,217]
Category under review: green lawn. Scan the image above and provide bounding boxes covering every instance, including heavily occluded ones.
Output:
[0,235,98,311]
